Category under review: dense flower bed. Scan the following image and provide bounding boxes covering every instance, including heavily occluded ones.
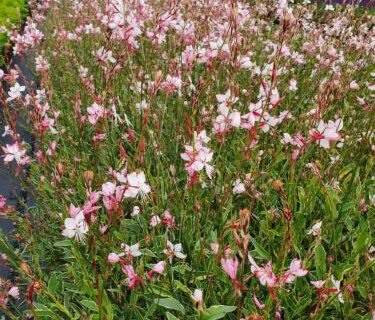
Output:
[0,0,374,319]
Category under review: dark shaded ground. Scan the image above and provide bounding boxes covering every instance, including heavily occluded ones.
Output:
[0,55,34,318]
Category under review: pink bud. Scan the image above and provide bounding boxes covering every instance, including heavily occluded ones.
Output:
[108,253,120,264]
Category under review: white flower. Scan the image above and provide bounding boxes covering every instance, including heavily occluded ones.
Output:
[102,182,116,196]
[62,211,89,242]
[325,4,334,11]
[135,100,148,113]
[150,214,161,227]
[122,243,142,257]
[307,221,322,237]
[124,171,151,199]
[233,179,246,194]
[163,240,186,262]
[191,289,203,309]
[131,206,140,216]
[7,83,26,101]
[331,276,344,303]
[288,79,298,91]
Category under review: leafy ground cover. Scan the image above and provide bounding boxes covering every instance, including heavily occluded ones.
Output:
[0,0,27,65]
[0,0,374,319]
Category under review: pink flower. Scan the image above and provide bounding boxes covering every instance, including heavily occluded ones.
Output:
[216,90,239,109]
[162,210,175,229]
[8,287,19,299]
[233,179,246,194]
[35,55,50,72]
[282,259,308,284]
[310,119,343,149]
[349,81,359,90]
[151,261,165,274]
[108,253,121,264]
[94,47,116,64]
[221,258,238,280]
[161,75,182,93]
[311,280,326,289]
[241,101,262,130]
[87,103,105,125]
[181,137,214,181]
[147,261,166,281]
[249,255,277,288]
[121,265,144,290]
[69,204,81,218]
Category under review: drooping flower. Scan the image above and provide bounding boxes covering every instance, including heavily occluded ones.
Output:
[121,265,144,290]
[221,258,238,280]
[191,289,203,309]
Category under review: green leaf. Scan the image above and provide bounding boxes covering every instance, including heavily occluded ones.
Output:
[166,311,180,320]
[81,300,99,313]
[250,237,269,259]
[355,222,369,255]
[202,305,237,320]
[174,280,190,293]
[154,297,185,314]
[314,244,326,278]
[53,239,72,247]
[48,273,59,295]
